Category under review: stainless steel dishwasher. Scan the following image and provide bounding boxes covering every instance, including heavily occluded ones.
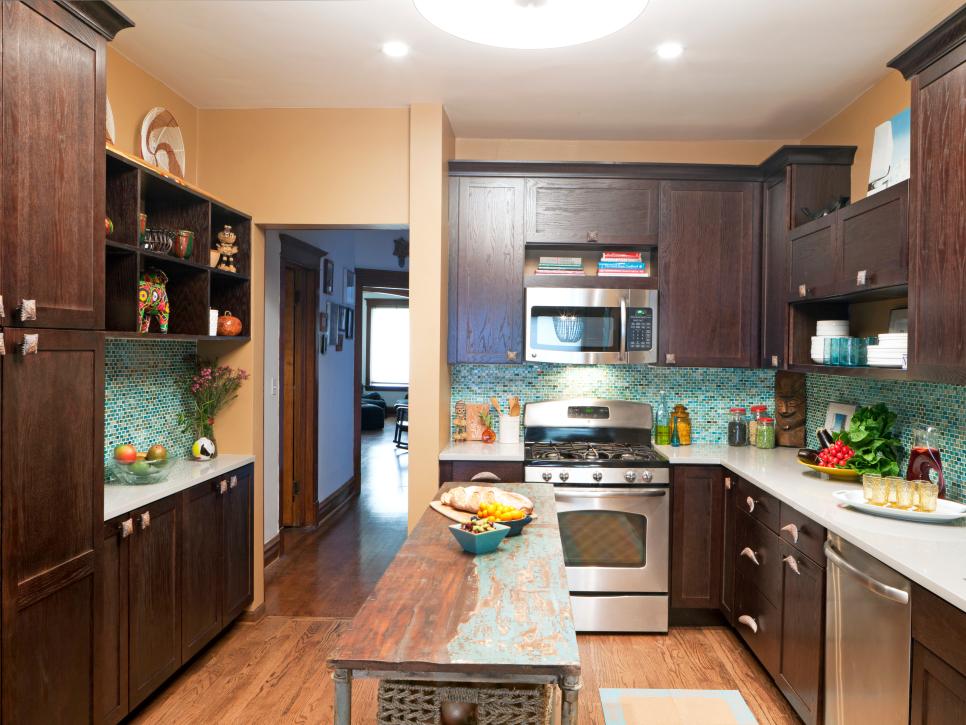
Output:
[824,534,912,725]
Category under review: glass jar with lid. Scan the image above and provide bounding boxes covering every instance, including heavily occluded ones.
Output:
[757,417,776,449]
[727,407,749,447]
[671,404,692,446]
[748,405,768,447]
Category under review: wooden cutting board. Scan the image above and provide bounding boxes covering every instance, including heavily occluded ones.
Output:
[464,402,489,440]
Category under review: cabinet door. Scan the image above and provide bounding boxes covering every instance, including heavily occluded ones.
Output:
[96,517,130,725]
[777,542,824,725]
[761,173,789,368]
[911,642,966,725]
[909,59,966,384]
[524,178,659,245]
[720,473,737,624]
[449,178,525,364]
[1,329,103,724]
[128,496,180,710]
[181,480,223,661]
[839,181,907,292]
[1,0,105,329]
[440,460,526,486]
[788,216,838,301]
[659,181,760,368]
[222,466,254,623]
[670,466,724,609]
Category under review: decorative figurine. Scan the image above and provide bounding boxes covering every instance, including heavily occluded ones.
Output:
[215,225,238,273]
[216,310,242,336]
[453,401,468,441]
[775,371,807,447]
[137,268,170,333]
[171,229,194,259]
[392,236,409,268]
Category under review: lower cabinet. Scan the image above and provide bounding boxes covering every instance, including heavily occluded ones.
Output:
[720,473,737,624]
[911,584,966,725]
[438,460,525,486]
[670,465,724,609]
[97,464,254,724]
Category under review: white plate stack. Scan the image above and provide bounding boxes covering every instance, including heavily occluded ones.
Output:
[867,333,908,368]
[811,320,850,363]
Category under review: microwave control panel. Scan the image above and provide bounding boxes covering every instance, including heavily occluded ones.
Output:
[626,308,654,351]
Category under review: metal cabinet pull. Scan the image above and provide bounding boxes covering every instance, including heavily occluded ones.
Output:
[587,230,599,242]
[798,284,808,298]
[16,299,36,322]
[0,333,5,356]
[119,518,134,539]
[219,479,228,495]
[856,270,869,286]
[746,496,755,513]
[740,547,760,566]
[138,511,151,530]
[665,353,676,365]
[783,555,800,575]
[724,476,732,490]
[230,475,239,489]
[0,295,5,319]
[506,350,518,361]
[771,354,780,368]
[737,615,758,634]
[780,523,799,543]
[19,334,38,356]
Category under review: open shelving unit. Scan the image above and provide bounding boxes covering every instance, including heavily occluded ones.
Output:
[523,244,657,289]
[104,146,251,342]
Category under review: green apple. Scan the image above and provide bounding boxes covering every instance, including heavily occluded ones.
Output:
[129,461,152,476]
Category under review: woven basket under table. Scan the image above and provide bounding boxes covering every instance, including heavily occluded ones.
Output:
[377,679,553,725]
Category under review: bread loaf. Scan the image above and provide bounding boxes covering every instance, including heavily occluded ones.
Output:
[440,486,534,514]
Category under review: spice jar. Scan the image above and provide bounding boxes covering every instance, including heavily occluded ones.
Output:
[671,404,692,446]
[757,417,776,449]
[748,405,767,447]
[728,407,749,447]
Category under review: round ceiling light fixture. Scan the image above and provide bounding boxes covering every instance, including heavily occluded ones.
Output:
[412,0,649,50]
[382,40,411,58]
[656,41,684,60]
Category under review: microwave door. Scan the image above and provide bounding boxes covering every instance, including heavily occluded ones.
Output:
[526,288,624,364]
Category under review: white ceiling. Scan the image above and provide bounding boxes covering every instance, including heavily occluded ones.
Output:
[111,0,956,140]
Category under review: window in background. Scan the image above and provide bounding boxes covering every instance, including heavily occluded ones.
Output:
[366,300,409,388]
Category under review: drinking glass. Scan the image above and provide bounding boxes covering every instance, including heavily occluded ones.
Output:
[823,337,834,365]
[917,480,939,512]
[862,474,882,503]
[896,479,916,509]
[885,476,904,505]
[868,476,889,506]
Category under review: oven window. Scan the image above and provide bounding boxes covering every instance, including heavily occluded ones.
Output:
[529,306,620,353]
[558,510,646,567]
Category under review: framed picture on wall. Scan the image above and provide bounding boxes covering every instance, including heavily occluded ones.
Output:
[320,335,327,355]
[319,309,328,333]
[335,333,344,352]
[323,259,334,295]
[344,269,355,306]
[345,308,354,339]
[327,301,340,342]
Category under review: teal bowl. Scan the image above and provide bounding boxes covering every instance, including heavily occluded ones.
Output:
[502,515,533,537]
[449,522,510,554]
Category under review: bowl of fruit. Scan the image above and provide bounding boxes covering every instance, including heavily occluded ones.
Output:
[797,439,861,481]
[449,518,510,555]
[476,501,533,537]
[111,444,173,485]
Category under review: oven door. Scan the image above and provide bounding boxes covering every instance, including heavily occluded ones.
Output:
[554,487,669,594]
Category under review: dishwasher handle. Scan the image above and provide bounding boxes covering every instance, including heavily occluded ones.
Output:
[824,541,910,605]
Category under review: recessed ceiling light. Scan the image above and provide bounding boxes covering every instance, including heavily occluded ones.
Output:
[382,41,410,58]
[413,0,649,50]
[656,41,684,60]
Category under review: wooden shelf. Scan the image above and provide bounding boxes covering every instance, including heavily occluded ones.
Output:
[104,331,250,343]
[524,275,658,289]
[788,364,908,381]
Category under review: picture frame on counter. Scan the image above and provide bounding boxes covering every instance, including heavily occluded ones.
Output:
[825,402,857,434]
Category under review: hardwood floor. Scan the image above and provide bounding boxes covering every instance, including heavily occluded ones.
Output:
[132,423,799,723]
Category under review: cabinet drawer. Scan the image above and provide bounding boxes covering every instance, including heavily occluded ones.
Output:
[735,571,782,676]
[789,217,837,300]
[779,503,826,565]
[440,460,525,485]
[736,478,780,532]
[735,511,782,607]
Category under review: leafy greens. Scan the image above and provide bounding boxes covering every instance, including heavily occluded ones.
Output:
[834,403,902,476]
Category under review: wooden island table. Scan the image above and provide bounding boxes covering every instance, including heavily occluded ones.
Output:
[327,482,581,724]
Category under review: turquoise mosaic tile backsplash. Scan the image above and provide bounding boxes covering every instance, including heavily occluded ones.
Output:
[105,339,196,466]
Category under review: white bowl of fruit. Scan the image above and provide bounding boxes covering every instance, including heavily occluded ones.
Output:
[111,444,173,485]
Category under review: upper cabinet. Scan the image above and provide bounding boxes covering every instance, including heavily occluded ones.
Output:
[659,180,761,368]
[524,178,659,245]
[889,7,966,385]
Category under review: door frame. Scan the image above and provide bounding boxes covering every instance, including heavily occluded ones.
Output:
[279,236,324,527]
[353,268,409,486]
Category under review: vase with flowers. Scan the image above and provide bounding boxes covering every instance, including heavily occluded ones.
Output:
[178,360,249,460]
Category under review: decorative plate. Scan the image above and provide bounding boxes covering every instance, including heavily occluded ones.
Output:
[140,107,186,178]
[832,489,966,523]
[106,96,116,144]
[797,459,861,480]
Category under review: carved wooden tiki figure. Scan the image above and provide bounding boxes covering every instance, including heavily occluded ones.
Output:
[775,370,806,447]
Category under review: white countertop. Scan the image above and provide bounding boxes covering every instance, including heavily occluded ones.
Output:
[657,444,966,613]
[104,454,256,520]
[439,441,526,461]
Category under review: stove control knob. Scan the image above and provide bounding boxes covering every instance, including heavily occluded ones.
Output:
[558,472,570,482]
[624,470,638,483]
[592,472,603,482]
[641,470,653,483]
[541,472,552,482]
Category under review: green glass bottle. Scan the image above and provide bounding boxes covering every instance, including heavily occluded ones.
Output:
[654,390,671,446]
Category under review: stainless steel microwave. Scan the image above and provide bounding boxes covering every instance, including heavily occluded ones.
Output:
[525,287,658,365]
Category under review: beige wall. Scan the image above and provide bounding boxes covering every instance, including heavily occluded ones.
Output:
[106,47,199,183]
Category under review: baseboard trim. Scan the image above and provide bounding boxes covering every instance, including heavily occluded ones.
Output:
[264,533,283,568]
[239,603,266,624]
[316,476,360,533]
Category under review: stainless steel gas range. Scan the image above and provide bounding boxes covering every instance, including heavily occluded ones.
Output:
[524,399,669,633]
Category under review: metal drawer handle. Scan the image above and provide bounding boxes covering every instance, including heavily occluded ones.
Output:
[230,475,239,489]
[119,518,134,539]
[737,615,758,634]
[17,299,37,322]
[0,333,5,356]
[219,479,229,495]
[771,354,780,368]
[0,295,5,319]
[780,523,799,543]
[740,547,760,566]
[20,334,39,356]
[746,496,755,513]
[724,476,732,490]
[665,353,676,365]
[138,511,151,530]
[783,555,800,575]
[856,269,869,286]
[587,230,599,242]
[555,488,667,499]
[823,541,909,605]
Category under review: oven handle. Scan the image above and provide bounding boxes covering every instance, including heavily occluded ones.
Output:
[554,488,667,498]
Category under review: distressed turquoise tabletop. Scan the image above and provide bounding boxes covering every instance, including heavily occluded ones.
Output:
[328,482,580,678]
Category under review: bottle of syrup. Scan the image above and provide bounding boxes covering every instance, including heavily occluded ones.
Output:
[906,425,945,498]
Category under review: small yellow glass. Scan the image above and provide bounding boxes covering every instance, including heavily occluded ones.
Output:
[895,479,916,509]
[885,476,904,506]
[862,474,882,503]
[868,476,889,506]
[917,480,939,513]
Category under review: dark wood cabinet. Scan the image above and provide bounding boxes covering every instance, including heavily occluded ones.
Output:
[181,480,224,660]
[838,182,907,292]
[670,466,724,609]
[659,180,760,368]
[97,517,130,725]
[734,570,782,675]
[448,177,525,364]
[788,216,838,301]
[911,582,966,725]
[222,467,254,622]
[734,511,782,607]
[720,473,737,624]
[438,460,526,486]
[524,178,659,245]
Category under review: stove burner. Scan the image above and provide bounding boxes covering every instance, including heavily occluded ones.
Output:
[528,442,664,464]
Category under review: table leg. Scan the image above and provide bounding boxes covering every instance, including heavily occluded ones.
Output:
[333,668,352,725]
[559,675,581,725]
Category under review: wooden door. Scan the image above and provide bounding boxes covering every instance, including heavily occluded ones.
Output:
[222,465,254,622]
[761,172,789,368]
[777,542,825,725]
[449,177,525,364]
[720,473,737,624]
[1,329,102,723]
[838,180,908,292]
[280,261,318,526]
[1,0,105,330]
[96,516,131,725]
[670,466,724,609]
[524,178,659,245]
[788,215,838,301]
[181,479,223,660]
[908,58,966,384]
[659,181,760,368]
[128,495,180,710]
[911,642,966,725]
